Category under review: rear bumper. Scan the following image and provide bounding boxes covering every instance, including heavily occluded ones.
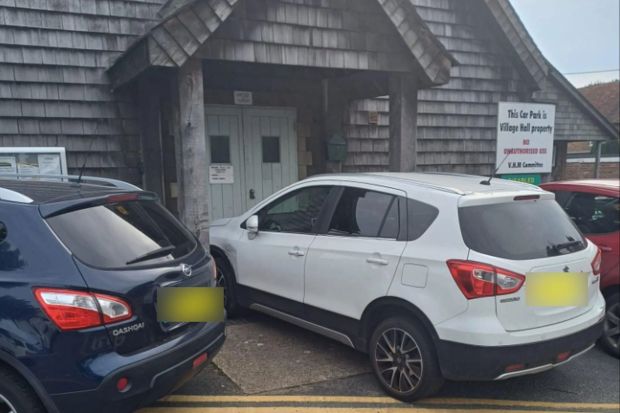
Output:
[50,322,225,413]
[436,320,603,381]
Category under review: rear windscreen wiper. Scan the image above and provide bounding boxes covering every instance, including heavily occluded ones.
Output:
[546,240,583,255]
[126,245,175,265]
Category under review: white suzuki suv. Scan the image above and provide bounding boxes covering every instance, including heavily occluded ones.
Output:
[209,173,605,401]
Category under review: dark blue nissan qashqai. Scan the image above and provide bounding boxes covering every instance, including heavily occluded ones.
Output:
[0,177,225,413]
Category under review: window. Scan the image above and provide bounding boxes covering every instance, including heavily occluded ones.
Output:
[210,135,231,164]
[257,186,331,234]
[262,136,281,163]
[407,198,439,241]
[47,200,197,268]
[459,200,586,260]
[564,192,619,234]
[552,190,573,208]
[329,188,398,238]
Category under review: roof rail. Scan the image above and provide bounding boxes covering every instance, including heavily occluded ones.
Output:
[0,174,141,191]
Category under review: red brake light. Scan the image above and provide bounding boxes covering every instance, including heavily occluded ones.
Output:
[447,260,525,299]
[591,248,602,276]
[106,193,139,204]
[514,195,540,201]
[34,288,132,331]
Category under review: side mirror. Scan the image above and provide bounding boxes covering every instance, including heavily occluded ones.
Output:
[246,215,259,234]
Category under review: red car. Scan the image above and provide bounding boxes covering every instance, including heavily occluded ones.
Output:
[541,180,619,357]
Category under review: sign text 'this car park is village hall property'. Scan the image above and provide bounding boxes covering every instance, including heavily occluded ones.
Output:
[496,102,556,175]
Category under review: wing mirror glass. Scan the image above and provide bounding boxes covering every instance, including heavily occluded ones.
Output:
[246,215,259,234]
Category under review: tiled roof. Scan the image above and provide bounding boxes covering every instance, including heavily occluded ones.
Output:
[579,81,620,127]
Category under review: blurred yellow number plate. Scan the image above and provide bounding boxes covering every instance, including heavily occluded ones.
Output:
[157,287,224,322]
[526,272,588,307]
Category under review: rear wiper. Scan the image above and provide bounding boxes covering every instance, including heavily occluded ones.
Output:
[126,245,175,265]
[546,240,583,255]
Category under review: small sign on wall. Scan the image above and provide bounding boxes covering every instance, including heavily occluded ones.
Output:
[233,91,253,105]
[209,164,234,184]
[0,147,68,176]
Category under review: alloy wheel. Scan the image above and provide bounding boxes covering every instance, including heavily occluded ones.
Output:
[374,328,423,394]
[603,302,620,351]
[0,394,17,413]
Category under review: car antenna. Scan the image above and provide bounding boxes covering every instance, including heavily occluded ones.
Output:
[76,124,99,186]
[481,152,510,186]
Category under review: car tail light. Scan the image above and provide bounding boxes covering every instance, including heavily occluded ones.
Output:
[447,260,525,299]
[34,288,132,331]
[591,248,602,276]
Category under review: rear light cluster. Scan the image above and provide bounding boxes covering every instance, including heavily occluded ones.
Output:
[34,288,132,331]
[591,248,602,276]
[447,260,525,299]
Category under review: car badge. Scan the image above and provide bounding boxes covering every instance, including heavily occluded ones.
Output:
[181,264,193,277]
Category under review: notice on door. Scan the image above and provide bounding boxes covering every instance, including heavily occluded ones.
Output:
[209,164,234,184]
[496,102,555,174]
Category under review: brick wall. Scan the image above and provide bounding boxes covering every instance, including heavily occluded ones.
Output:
[564,162,619,180]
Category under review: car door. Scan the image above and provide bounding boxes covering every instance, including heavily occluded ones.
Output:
[304,184,408,321]
[562,190,620,280]
[234,185,333,311]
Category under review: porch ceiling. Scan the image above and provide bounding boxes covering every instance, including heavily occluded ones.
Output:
[107,0,456,89]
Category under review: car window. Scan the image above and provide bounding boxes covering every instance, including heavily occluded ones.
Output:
[552,190,573,208]
[459,199,586,260]
[329,188,398,239]
[257,186,331,234]
[407,198,439,241]
[47,200,196,268]
[564,192,620,234]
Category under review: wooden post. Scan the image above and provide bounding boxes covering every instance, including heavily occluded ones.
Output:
[552,141,567,181]
[175,59,210,246]
[594,141,602,179]
[389,73,418,172]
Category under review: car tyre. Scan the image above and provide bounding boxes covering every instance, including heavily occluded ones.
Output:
[600,292,620,358]
[0,366,45,413]
[215,256,243,317]
[369,317,444,402]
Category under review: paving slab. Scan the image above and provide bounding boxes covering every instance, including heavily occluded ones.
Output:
[212,314,371,394]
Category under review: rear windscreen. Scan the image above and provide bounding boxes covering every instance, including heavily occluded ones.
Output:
[47,200,197,268]
[459,199,586,260]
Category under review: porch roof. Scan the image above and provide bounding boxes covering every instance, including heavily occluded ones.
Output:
[107,0,456,89]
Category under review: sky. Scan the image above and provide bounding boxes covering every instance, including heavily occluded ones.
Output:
[510,0,620,88]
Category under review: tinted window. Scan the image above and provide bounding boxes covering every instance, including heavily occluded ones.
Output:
[459,199,586,260]
[47,200,196,268]
[564,192,619,234]
[329,188,397,238]
[258,186,330,233]
[552,190,573,208]
[407,198,439,240]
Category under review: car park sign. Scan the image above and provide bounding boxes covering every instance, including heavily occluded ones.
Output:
[496,102,556,174]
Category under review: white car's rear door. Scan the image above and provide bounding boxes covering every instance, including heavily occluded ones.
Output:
[304,184,407,320]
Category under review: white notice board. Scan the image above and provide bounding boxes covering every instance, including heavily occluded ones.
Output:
[496,102,556,174]
[0,147,68,176]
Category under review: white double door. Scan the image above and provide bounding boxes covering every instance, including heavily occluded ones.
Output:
[205,106,298,221]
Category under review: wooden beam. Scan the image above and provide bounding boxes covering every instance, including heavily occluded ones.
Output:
[389,73,418,172]
[175,58,210,245]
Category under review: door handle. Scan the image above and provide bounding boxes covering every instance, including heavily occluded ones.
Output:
[599,245,613,252]
[288,248,305,257]
[249,189,256,200]
[366,257,389,266]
